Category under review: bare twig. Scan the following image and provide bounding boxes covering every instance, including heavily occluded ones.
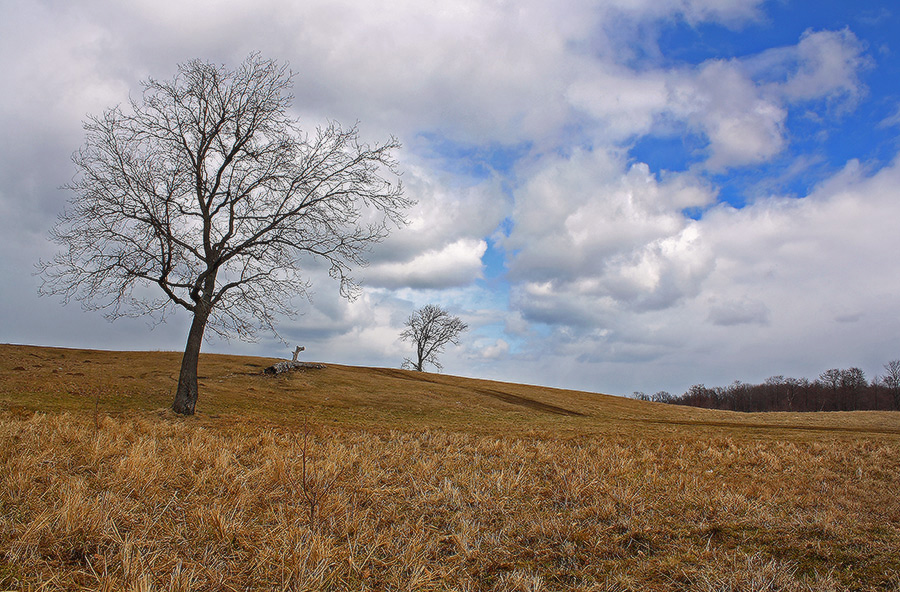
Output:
[293,419,342,530]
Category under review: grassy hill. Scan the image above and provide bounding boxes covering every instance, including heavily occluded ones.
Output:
[2,344,899,590]
[3,343,897,437]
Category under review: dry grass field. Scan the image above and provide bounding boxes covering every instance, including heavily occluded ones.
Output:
[1,344,899,591]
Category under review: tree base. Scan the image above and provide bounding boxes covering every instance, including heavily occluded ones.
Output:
[171,393,197,415]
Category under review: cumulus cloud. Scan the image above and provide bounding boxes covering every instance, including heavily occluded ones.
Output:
[568,28,868,170]
[268,0,589,145]
[503,311,532,337]
[476,338,510,361]
[361,164,506,289]
[747,28,869,106]
[364,238,488,289]
[567,56,789,170]
[566,66,669,140]
[504,156,900,396]
[503,148,716,323]
[679,60,787,169]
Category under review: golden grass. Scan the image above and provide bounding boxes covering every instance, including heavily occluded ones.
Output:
[2,344,900,590]
[3,344,898,437]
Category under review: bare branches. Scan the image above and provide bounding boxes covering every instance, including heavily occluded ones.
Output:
[879,360,900,410]
[400,304,468,372]
[39,54,410,414]
[40,54,409,341]
[288,419,342,530]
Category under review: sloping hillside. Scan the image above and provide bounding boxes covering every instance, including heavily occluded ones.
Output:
[2,344,900,590]
[2,343,899,438]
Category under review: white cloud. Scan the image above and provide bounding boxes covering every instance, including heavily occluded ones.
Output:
[568,28,867,170]
[475,338,510,361]
[503,311,531,337]
[878,103,900,128]
[501,156,900,396]
[362,164,506,289]
[268,0,590,145]
[567,56,789,170]
[747,28,869,106]
[680,60,788,169]
[566,66,669,140]
[365,238,488,289]
[504,148,716,320]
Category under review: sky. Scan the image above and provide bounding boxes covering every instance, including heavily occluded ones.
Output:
[2,0,900,398]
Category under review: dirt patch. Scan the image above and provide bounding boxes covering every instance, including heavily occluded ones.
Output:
[472,387,585,417]
[368,368,584,416]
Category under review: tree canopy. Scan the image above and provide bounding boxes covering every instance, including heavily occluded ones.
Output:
[400,304,468,372]
[40,54,410,414]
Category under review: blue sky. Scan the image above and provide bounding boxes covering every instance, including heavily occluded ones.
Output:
[2,0,900,397]
[653,2,900,204]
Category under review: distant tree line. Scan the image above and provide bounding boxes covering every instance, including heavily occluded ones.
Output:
[634,360,900,412]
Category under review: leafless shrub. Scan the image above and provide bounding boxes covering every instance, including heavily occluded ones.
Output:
[289,419,343,530]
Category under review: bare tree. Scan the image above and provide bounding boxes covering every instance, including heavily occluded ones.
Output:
[879,360,900,410]
[840,367,867,410]
[650,391,672,403]
[783,376,808,411]
[400,304,468,372]
[39,55,409,415]
[819,368,842,393]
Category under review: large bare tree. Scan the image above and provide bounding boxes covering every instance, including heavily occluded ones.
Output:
[40,55,409,415]
[400,304,468,372]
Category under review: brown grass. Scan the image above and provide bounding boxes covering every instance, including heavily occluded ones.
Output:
[1,344,899,590]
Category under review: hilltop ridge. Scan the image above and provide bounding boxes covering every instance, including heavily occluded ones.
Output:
[2,343,897,438]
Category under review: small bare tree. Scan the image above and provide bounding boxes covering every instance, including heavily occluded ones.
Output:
[39,54,409,415]
[400,304,468,372]
[289,419,342,530]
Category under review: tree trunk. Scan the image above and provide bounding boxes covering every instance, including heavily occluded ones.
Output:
[415,344,425,371]
[172,308,210,415]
